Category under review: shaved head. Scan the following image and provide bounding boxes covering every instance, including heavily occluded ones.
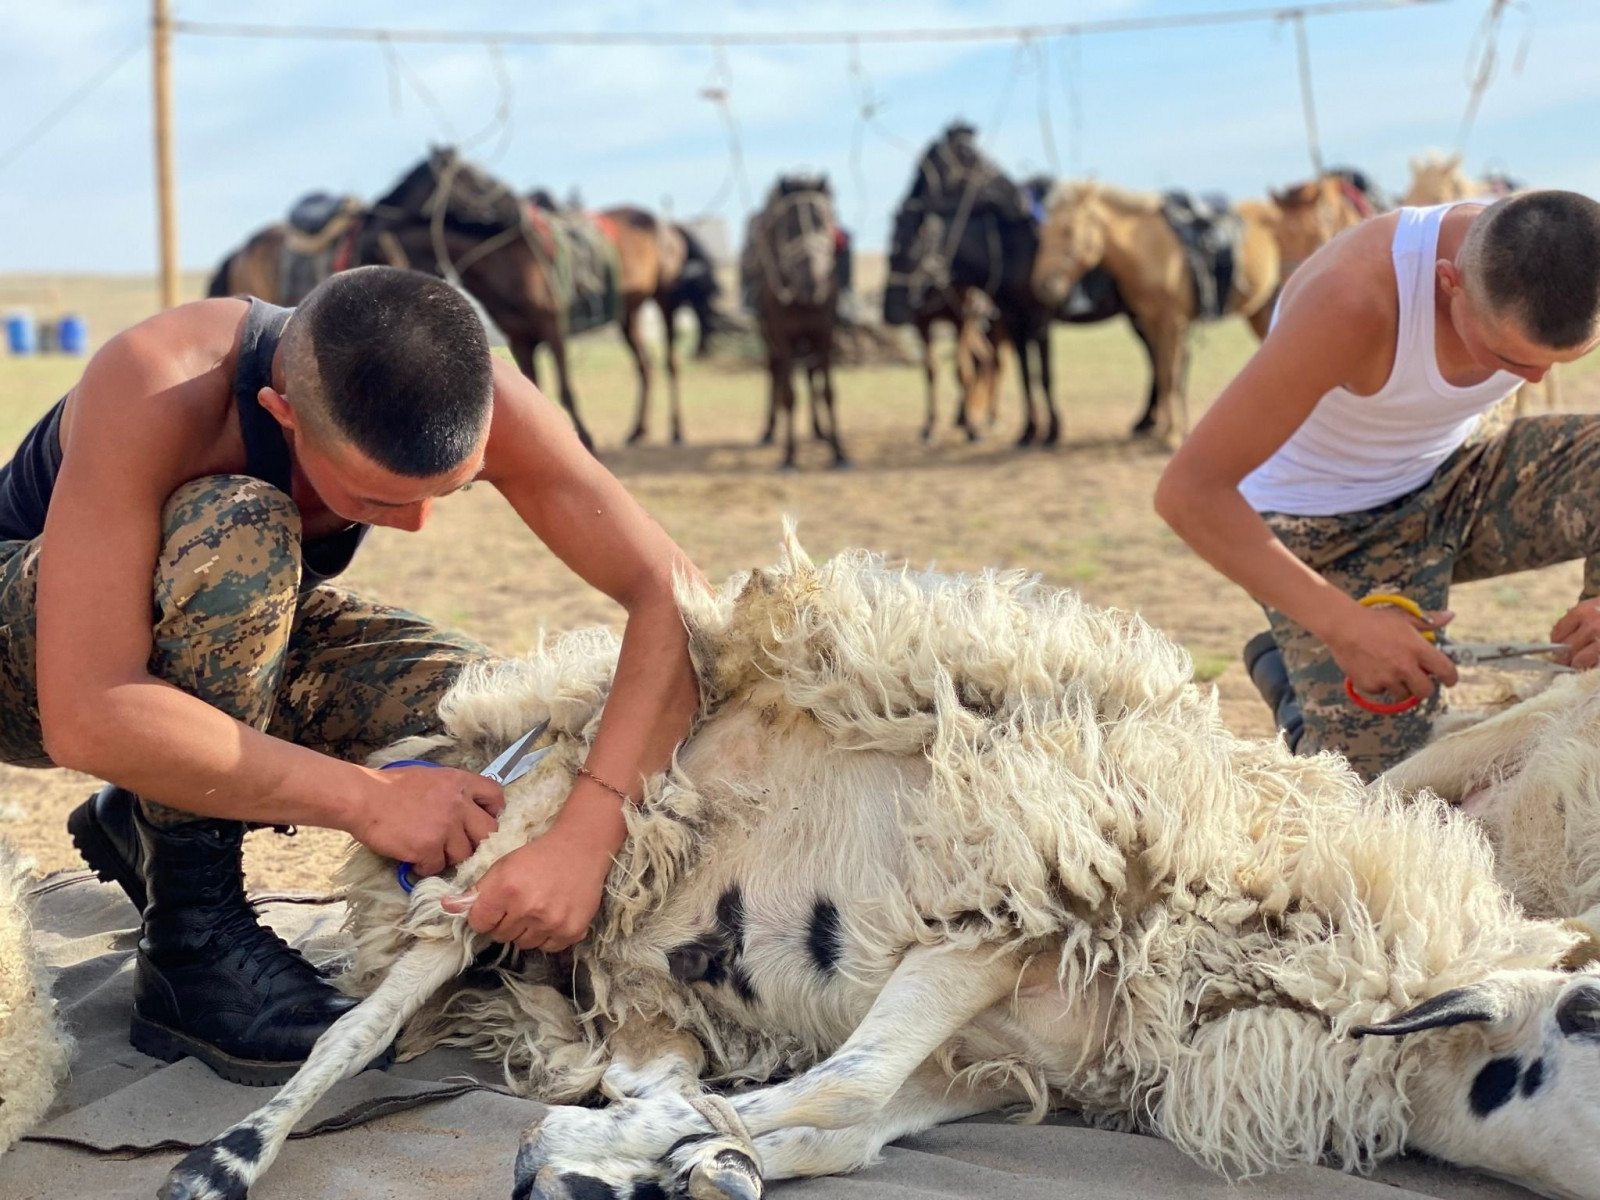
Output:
[281,266,494,477]
[1459,190,1600,350]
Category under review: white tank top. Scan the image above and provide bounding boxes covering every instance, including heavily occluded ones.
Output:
[1239,202,1521,516]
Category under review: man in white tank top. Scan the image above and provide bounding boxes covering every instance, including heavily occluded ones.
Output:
[1156,190,1600,779]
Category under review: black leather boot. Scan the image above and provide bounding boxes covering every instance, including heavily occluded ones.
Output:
[1243,630,1305,753]
[128,806,363,1086]
[68,784,147,911]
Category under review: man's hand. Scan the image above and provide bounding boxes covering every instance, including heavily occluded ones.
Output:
[345,765,504,878]
[1324,603,1458,705]
[439,824,613,953]
[1553,598,1600,670]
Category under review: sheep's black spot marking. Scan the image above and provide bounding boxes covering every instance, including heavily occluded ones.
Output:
[631,1183,669,1200]
[807,899,843,974]
[561,1176,620,1200]
[716,886,746,954]
[729,961,759,1005]
[1470,1057,1521,1117]
[215,1125,264,1162]
[1521,1057,1547,1098]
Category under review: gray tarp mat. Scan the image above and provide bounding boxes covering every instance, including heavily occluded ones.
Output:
[1,871,1538,1200]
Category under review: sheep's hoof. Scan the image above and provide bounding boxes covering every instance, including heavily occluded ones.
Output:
[159,1149,251,1200]
[677,1148,763,1200]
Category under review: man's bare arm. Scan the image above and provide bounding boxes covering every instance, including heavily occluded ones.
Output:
[1154,271,1457,701]
[483,358,702,804]
[35,303,499,875]
[459,359,703,950]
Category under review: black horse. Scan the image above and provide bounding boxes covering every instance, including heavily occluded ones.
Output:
[883,125,1158,444]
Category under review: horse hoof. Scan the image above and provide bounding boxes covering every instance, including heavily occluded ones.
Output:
[1043,428,1061,448]
[1015,432,1037,449]
[832,456,852,470]
[626,429,647,446]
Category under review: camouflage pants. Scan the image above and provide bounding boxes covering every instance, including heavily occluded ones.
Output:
[0,475,490,821]
[1263,414,1600,780]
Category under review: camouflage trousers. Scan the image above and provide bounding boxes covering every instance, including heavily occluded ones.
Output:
[0,475,490,822]
[1263,414,1600,780]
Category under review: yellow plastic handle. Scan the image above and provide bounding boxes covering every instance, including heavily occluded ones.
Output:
[1358,593,1436,643]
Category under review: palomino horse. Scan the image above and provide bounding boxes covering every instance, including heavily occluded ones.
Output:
[1269,171,1378,276]
[1401,153,1512,205]
[746,174,847,469]
[1033,182,1281,445]
[883,124,1155,446]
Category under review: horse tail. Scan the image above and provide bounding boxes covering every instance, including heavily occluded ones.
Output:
[206,253,235,298]
[675,224,721,302]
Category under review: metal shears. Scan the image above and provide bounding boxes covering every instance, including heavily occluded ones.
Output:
[385,720,553,892]
[1344,593,1573,715]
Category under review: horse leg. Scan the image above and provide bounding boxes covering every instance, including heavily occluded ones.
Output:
[621,303,653,446]
[1146,315,1187,450]
[1037,324,1059,446]
[1010,314,1037,448]
[806,361,828,442]
[548,332,594,452]
[774,342,799,471]
[757,326,778,446]
[511,339,541,394]
[662,298,685,445]
[920,323,938,443]
[820,336,848,468]
[1129,318,1159,435]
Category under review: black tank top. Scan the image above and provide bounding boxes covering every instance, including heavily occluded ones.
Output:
[0,298,369,590]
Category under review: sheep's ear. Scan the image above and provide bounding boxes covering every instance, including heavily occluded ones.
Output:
[1354,985,1506,1037]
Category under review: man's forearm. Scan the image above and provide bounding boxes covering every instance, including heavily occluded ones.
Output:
[1157,477,1360,641]
[46,676,372,829]
[555,586,700,842]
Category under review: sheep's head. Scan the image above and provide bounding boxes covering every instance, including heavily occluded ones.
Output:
[1359,970,1600,1199]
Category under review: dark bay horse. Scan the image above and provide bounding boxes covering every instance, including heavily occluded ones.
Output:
[882,124,1156,446]
[745,174,847,469]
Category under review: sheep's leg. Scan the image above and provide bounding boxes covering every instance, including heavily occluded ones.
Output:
[159,937,472,1200]
[666,1061,1029,1196]
[520,944,1021,1193]
[517,1023,721,1200]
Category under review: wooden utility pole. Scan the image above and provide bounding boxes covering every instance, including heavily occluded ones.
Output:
[152,0,179,309]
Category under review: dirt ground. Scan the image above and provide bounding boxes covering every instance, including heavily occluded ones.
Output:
[2,279,1597,893]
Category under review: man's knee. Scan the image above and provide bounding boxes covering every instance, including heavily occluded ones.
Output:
[157,476,301,617]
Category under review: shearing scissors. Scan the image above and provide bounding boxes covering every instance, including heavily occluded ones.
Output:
[385,720,553,892]
[1344,594,1573,715]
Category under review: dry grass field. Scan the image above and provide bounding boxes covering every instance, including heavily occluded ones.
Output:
[3,274,1598,892]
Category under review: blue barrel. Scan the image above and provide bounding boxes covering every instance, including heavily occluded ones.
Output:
[4,311,35,356]
[56,314,88,356]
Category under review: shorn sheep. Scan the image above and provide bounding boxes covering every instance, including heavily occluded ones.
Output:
[0,840,71,1158]
[154,531,1600,1200]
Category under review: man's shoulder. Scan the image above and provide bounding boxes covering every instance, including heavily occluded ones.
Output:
[1281,218,1399,330]
[118,297,252,366]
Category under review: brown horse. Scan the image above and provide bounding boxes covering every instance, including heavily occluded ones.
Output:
[1032,182,1281,445]
[745,174,847,469]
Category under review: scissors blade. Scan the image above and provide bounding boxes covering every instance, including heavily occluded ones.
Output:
[481,720,551,786]
[1447,642,1568,667]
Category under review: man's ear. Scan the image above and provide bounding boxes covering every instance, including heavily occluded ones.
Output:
[1437,258,1465,298]
[257,386,297,432]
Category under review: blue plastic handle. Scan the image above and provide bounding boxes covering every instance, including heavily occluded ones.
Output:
[381,759,443,892]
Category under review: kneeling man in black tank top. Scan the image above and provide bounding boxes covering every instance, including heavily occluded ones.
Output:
[0,267,701,1084]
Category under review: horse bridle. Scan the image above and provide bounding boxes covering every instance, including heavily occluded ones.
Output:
[754,189,836,307]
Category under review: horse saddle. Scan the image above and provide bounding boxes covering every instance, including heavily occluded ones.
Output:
[1161,191,1243,321]
[278,192,364,304]
[541,209,621,336]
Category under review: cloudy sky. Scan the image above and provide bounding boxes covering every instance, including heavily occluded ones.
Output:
[2,0,1597,273]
